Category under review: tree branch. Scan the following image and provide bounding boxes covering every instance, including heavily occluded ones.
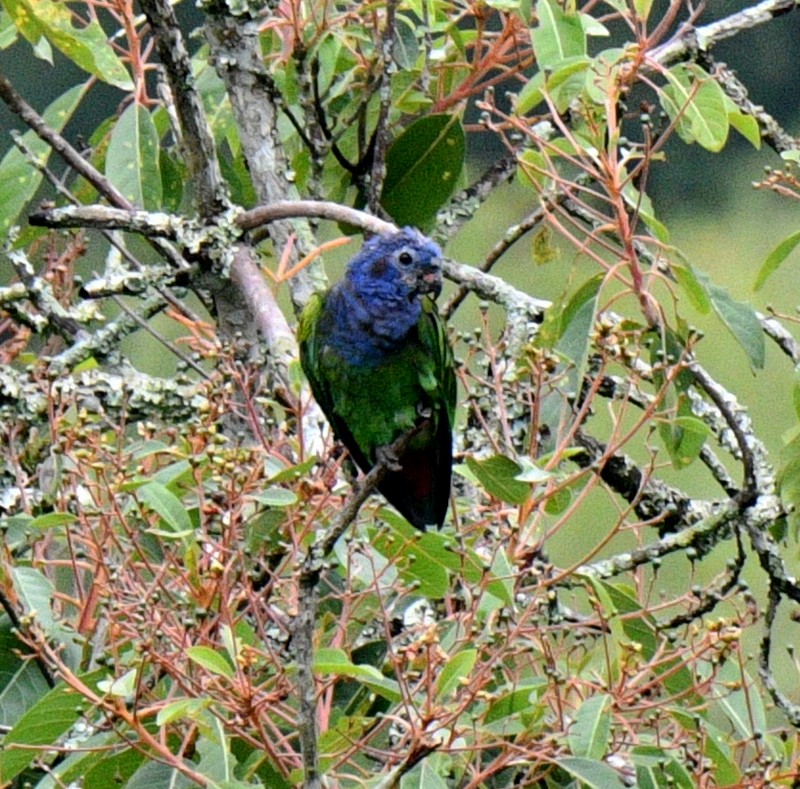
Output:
[294,424,426,789]
[139,0,228,217]
[649,0,797,65]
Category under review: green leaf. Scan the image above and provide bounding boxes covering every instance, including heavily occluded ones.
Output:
[466,454,530,505]
[632,745,695,789]
[97,667,138,697]
[546,55,591,112]
[11,566,54,633]
[2,0,132,88]
[660,64,729,151]
[435,649,477,701]
[669,710,740,786]
[314,648,402,702]
[555,281,601,378]
[557,756,627,788]
[371,512,470,598]
[196,714,236,785]
[660,414,712,469]
[399,756,450,789]
[125,759,191,789]
[0,8,19,48]
[705,278,765,370]
[672,260,711,313]
[267,456,317,483]
[186,646,235,679]
[485,545,516,608]
[0,616,51,727]
[393,15,420,69]
[517,147,553,191]
[380,114,465,228]
[727,105,761,149]
[156,697,211,725]
[569,694,611,760]
[602,582,698,702]
[633,0,652,21]
[251,487,298,507]
[49,737,148,789]
[106,103,163,209]
[0,83,85,235]
[516,71,546,115]
[82,744,146,789]
[532,0,586,69]
[793,375,800,421]
[28,511,77,530]
[537,273,603,350]
[0,671,104,785]
[136,480,193,536]
[484,680,547,725]
[754,229,800,291]
[621,182,669,243]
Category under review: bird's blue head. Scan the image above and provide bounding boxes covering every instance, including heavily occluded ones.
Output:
[345,227,443,305]
[324,228,443,363]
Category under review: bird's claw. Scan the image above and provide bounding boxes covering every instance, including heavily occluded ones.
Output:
[376,445,403,472]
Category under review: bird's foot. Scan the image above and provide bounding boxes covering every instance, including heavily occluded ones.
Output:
[376,445,403,472]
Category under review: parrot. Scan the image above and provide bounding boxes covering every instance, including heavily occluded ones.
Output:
[298,227,455,530]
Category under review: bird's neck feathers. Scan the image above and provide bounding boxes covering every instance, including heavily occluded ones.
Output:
[323,280,421,365]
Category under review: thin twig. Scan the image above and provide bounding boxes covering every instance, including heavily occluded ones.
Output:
[0,70,131,209]
[294,423,425,788]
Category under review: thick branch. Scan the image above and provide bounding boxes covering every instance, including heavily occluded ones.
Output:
[139,0,228,217]
[203,12,326,309]
[650,0,797,64]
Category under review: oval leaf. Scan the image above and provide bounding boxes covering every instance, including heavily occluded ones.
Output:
[706,280,765,370]
[4,0,131,88]
[380,114,465,228]
[569,694,611,760]
[186,646,235,679]
[557,756,628,788]
[106,103,163,209]
[466,454,530,505]
[660,64,729,152]
[136,481,193,535]
[314,648,402,702]
[0,83,85,235]
[435,648,477,701]
[532,0,587,69]
[28,511,77,530]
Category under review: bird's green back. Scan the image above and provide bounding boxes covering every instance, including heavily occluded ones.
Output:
[299,294,454,467]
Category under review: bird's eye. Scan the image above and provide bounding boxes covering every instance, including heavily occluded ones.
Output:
[398,251,414,266]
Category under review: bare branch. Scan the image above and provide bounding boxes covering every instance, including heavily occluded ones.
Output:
[0,70,131,209]
[138,0,228,216]
[650,0,797,65]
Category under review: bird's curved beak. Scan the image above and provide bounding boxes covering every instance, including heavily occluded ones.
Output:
[415,265,442,298]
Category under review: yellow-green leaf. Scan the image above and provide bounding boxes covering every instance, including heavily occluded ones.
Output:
[754,229,800,291]
[0,83,85,234]
[2,0,132,88]
[186,646,235,679]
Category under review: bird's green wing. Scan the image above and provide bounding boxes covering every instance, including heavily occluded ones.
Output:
[418,296,456,427]
[298,292,336,420]
[298,292,373,470]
